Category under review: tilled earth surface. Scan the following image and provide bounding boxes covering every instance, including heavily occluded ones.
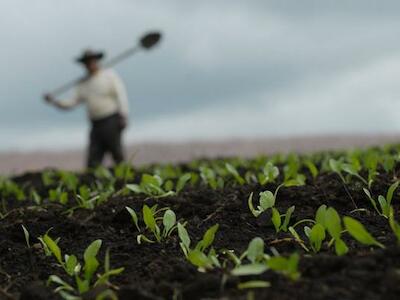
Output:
[1,169,400,300]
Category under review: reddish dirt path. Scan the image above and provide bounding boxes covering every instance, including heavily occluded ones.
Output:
[1,134,399,175]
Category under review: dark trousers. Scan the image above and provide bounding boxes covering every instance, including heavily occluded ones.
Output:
[87,113,125,168]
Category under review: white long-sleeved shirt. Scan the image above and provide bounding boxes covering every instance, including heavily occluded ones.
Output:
[57,68,129,120]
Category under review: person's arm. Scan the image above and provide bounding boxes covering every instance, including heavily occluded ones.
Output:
[110,71,129,127]
[43,90,82,110]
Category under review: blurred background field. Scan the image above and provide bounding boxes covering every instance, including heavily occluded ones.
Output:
[1,135,399,174]
[2,1,400,172]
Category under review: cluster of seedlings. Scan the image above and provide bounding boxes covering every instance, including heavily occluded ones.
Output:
[1,145,400,299]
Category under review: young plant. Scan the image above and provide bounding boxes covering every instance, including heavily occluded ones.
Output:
[257,162,279,185]
[304,159,319,180]
[178,223,220,270]
[389,207,400,244]
[343,216,384,248]
[114,162,134,181]
[248,188,295,232]
[75,186,100,210]
[328,159,359,208]
[58,171,79,192]
[0,177,25,201]
[267,252,300,281]
[126,174,175,198]
[248,186,283,218]
[42,235,124,299]
[290,205,348,255]
[48,186,68,205]
[315,205,348,256]
[329,158,368,186]
[21,225,31,249]
[42,170,56,187]
[127,205,179,244]
[283,154,306,186]
[225,163,245,185]
[230,238,269,276]
[175,173,192,194]
[304,223,325,253]
[363,181,399,218]
[199,167,224,190]
[38,229,61,257]
[30,189,42,205]
[228,238,300,283]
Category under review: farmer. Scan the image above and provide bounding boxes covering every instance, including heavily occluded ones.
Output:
[44,49,129,168]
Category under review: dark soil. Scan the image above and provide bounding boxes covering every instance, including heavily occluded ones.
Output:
[1,168,400,300]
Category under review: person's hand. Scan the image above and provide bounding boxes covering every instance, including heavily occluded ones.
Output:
[118,114,128,130]
[43,93,55,104]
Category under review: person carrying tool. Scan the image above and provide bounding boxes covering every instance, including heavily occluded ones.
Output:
[44,49,129,168]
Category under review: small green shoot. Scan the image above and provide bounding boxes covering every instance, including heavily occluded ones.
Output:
[134,205,179,244]
[267,252,300,281]
[178,223,220,270]
[343,216,384,248]
[363,181,399,218]
[389,207,400,244]
[126,174,175,198]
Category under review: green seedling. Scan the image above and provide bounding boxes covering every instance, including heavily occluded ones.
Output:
[153,164,181,179]
[363,181,399,218]
[48,186,68,205]
[267,252,300,281]
[93,165,114,181]
[317,205,348,255]
[175,173,192,194]
[272,206,295,233]
[114,162,134,181]
[42,171,56,186]
[133,205,179,244]
[126,174,175,198]
[21,225,31,249]
[248,187,295,232]
[290,205,348,255]
[343,216,384,248]
[304,223,325,253]
[38,229,61,257]
[382,154,396,173]
[389,207,400,244]
[248,186,283,218]
[178,223,220,270]
[225,163,245,185]
[304,159,319,180]
[283,154,306,186]
[43,235,124,299]
[230,238,269,276]
[75,186,100,210]
[125,206,140,232]
[58,171,79,191]
[228,238,300,285]
[0,177,25,201]
[328,159,359,208]
[30,189,42,205]
[238,281,271,290]
[329,158,368,186]
[199,166,224,190]
[288,226,310,252]
[363,150,379,185]
[257,162,279,185]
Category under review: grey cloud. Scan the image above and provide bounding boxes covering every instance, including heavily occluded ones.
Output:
[1,0,400,149]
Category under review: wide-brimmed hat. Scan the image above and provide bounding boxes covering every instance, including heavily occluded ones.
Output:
[76,49,105,63]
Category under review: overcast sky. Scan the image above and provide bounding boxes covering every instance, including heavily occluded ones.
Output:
[2,0,400,150]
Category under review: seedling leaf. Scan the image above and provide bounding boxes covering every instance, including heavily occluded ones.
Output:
[343,216,384,248]
[43,234,63,265]
[246,237,265,264]
[231,264,268,276]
